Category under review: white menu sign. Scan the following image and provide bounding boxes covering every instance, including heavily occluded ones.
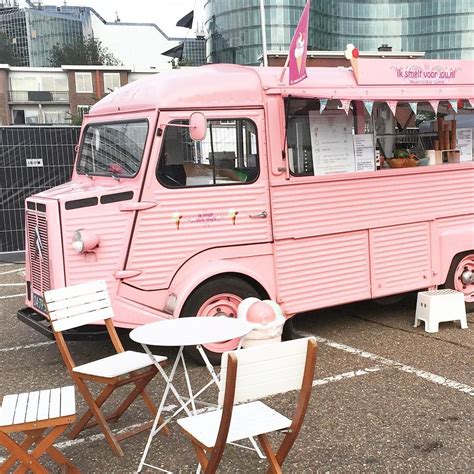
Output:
[353,134,375,172]
[309,111,355,175]
[456,128,473,162]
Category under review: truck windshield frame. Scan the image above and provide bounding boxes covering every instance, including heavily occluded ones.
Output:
[76,119,149,178]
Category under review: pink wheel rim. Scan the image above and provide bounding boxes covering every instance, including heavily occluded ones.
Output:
[197,293,242,353]
[454,255,474,302]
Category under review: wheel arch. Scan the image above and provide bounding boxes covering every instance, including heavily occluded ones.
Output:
[169,258,274,317]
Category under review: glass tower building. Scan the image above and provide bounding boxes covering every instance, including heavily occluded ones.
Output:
[0,4,91,67]
[204,0,474,65]
[314,0,473,59]
[204,0,318,64]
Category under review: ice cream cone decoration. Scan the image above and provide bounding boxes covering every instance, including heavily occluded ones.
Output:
[228,208,238,225]
[171,212,182,229]
[294,32,305,72]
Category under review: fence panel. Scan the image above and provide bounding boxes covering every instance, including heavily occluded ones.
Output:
[0,126,80,255]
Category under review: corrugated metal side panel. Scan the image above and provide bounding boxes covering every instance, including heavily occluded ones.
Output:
[126,184,272,289]
[62,207,132,291]
[271,168,474,239]
[274,231,371,314]
[370,222,432,297]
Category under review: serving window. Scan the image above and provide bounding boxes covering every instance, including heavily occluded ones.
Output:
[286,98,473,176]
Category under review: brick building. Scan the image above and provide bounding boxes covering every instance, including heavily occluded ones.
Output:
[0,64,156,125]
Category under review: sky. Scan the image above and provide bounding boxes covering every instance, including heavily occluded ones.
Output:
[19,0,205,37]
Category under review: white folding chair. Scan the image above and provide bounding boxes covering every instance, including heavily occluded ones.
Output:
[44,280,169,457]
[177,337,318,473]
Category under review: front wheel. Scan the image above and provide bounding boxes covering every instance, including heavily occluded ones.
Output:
[180,277,263,365]
[444,252,474,313]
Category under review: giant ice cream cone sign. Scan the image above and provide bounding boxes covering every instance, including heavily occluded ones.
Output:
[289,0,311,85]
[295,32,305,73]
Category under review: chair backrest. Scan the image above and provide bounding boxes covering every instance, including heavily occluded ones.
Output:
[44,280,113,332]
[218,337,317,407]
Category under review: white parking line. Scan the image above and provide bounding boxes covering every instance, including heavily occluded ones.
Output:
[0,363,383,463]
[0,268,24,275]
[300,332,474,396]
[0,341,55,353]
[313,366,384,386]
[0,283,25,287]
[0,293,25,299]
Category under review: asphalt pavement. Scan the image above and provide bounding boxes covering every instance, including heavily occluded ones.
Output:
[1,262,473,473]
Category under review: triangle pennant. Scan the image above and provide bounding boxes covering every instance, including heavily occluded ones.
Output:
[429,100,440,115]
[409,102,418,115]
[448,100,458,113]
[386,100,397,116]
[319,98,328,114]
[363,101,374,116]
[340,99,351,115]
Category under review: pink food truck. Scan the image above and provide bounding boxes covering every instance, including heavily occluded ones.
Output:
[19,58,474,363]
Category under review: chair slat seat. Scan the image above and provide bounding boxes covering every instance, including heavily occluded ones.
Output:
[0,387,76,428]
[72,351,167,378]
[177,401,291,449]
[0,387,78,472]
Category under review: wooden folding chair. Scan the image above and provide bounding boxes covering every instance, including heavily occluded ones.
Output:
[0,386,79,473]
[44,280,169,457]
[177,337,318,473]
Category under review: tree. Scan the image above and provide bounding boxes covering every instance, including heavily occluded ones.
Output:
[50,36,121,67]
[0,32,19,65]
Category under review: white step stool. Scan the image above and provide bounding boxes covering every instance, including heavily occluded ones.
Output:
[414,289,468,333]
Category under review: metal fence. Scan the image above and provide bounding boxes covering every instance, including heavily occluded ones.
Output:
[0,126,80,257]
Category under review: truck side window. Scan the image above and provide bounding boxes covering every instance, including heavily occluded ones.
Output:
[157,118,259,188]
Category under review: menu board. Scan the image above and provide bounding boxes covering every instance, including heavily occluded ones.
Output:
[309,111,355,175]
[456,128,473,162]
[353,134,375,172]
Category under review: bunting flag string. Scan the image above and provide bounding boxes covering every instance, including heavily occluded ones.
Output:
[386,100,397,116]
[319,98,328,114]
[363,101,373,116]
[409,102,418,115]
[340,99,351,115]
[448,100,458,113]
[429,100,440,115]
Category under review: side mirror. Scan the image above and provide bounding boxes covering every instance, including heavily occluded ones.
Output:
[189,112,207,141]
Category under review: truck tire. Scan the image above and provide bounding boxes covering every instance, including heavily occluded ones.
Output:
[180,277,263,365]
[443,251,474,313]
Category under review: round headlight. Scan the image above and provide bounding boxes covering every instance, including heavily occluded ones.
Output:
[72,229,99,253]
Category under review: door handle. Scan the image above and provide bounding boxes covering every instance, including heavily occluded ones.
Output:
[249,211,268,219]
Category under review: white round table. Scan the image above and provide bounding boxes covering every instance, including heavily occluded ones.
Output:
[129,316,252,347]
[130,316,253,472]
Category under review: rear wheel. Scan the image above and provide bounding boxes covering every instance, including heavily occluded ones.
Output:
[444,252,474,313]
[180,277,263,365]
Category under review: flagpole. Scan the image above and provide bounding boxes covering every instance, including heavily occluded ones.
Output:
[259,0,268,66]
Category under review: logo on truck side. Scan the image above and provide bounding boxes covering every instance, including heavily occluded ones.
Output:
[34,225,44,262]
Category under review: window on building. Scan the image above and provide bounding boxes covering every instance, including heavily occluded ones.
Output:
[157,118,259,187]
[103,73,121,93]
[77,105,91,118]
[75,72,93,93]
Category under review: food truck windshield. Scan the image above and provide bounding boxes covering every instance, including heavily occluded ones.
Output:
[77,120,149,178]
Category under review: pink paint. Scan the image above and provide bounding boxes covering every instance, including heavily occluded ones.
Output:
[21,61,473,345]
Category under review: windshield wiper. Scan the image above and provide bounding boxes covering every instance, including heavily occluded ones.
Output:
[76,165,93,179]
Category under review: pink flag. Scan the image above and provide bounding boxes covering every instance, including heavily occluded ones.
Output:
[289,0,311,85]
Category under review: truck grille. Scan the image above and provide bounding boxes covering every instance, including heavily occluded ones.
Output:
[26,211,51,295]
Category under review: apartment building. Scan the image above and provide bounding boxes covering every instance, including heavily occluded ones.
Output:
[0,64,156,125]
